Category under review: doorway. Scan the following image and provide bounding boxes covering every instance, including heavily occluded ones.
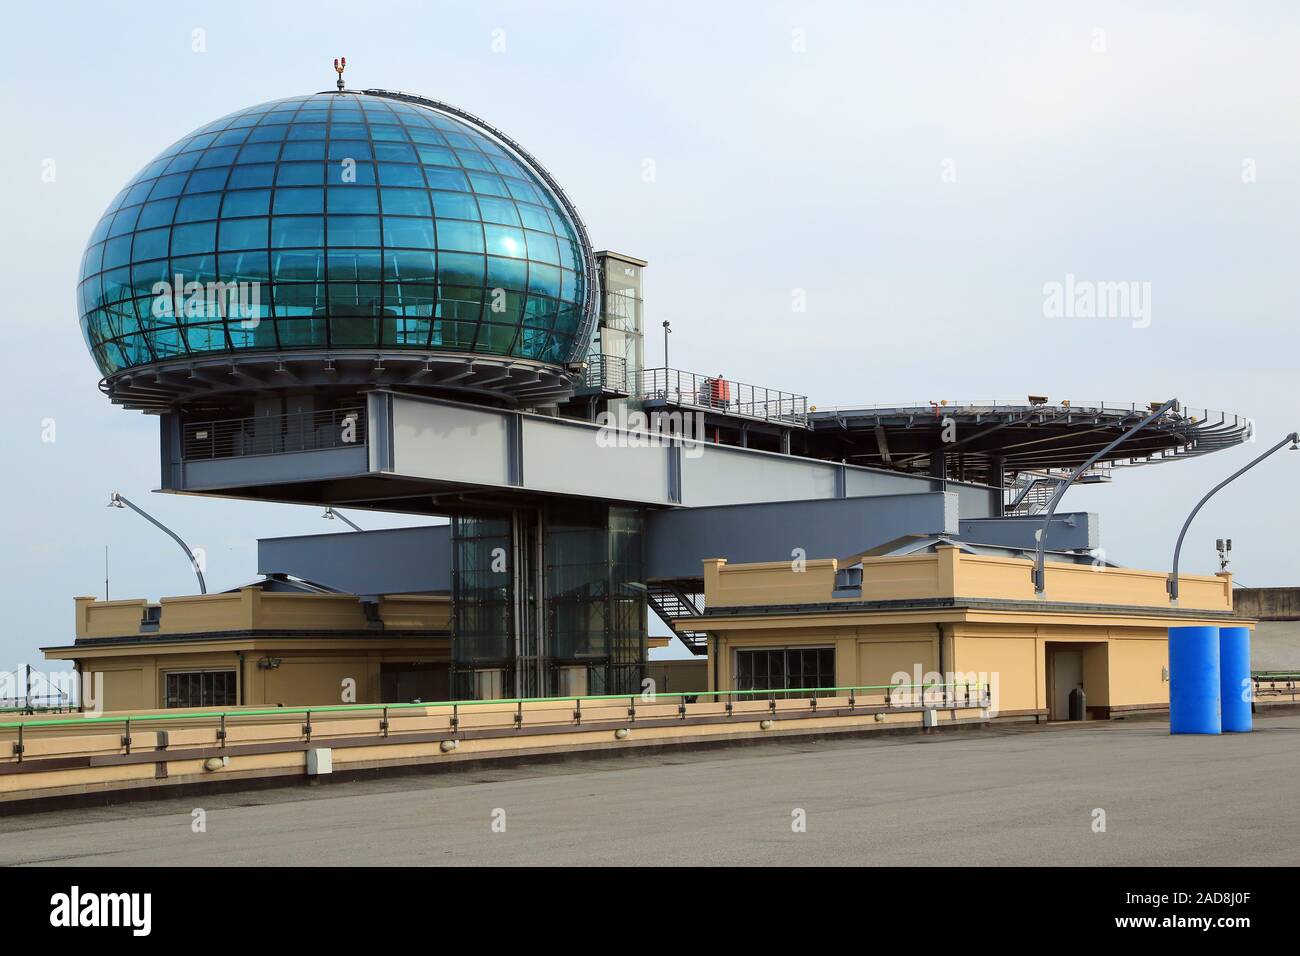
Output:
[380,663,449,704]
[1048,647,1083,721]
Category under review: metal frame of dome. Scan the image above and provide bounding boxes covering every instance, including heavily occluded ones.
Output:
[364,86,602,352]
[96,88,601,414]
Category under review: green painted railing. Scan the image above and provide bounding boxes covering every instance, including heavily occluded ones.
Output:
[0,681,990,733]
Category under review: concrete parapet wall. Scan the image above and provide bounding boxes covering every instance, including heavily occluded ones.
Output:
[0,693,987,808]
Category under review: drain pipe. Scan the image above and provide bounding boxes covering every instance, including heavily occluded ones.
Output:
[937,623,945,678]
[711,634,720,694]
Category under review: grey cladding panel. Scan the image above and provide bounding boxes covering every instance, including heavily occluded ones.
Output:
[258,525,451,595]
[959,513,1099,553]
[646,492,957,580]
[679,444,838,506]
[180,446,369,490]
[390,397,511,486]
[522,417,671,503]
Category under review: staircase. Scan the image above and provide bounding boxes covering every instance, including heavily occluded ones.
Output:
[1005,465,1113,516]
[1006,476,1061,516]
[646,583,709,656]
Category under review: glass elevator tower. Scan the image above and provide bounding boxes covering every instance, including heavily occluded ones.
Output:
[450,503,647,699]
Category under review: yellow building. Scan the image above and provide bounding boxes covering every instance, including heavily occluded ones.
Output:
[41,578,689,713]
[695,545,1248,721]
[43,581,452,711]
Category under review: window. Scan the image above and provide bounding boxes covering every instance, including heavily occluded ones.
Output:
[734,647,835,697]
[474,668,506,701]
[556,665,589,699]
[164,669,237,709]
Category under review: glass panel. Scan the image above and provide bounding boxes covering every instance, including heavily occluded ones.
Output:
[218,218,268,252]
[170,222,216,256]
[327,186,378,213]
[273,187,324,214]
[383,218,436,249]
[221,189,271,217]
[271,217,324,248]
[326,215,381,246]
[436,219,484,253]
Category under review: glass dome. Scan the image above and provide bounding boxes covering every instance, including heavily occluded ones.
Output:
[78,91,592,380]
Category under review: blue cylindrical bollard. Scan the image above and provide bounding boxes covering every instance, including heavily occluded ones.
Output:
[1168,626,1221,734]
[1219,626,1252,733]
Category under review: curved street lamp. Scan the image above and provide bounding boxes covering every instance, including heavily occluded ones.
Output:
[108,492,207,594]
[1033,398,1179,596]
[1167,431,1299,603]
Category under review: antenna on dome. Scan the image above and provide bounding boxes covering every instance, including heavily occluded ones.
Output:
[333,56,347,92]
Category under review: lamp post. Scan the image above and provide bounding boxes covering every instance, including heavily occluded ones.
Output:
[1168,431,1298,603]
[662,320,671,368]
[108,492,207,594]
[322,507,363,532]
[1032,398,1179,596]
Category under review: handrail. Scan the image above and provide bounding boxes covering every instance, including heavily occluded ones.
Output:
[582,353,628,393]
[0,682,985,732]
[181,407,365,461]
[637,366,810,426]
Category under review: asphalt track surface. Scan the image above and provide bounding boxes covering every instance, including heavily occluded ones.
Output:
[2,714,1296,865]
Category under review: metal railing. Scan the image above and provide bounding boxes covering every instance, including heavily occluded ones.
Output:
[1253,673,1299,703]
[0,682,990,763]
[182,407,365,461]
[0,699,76,715]
[581,353,629,394]
[637,367,810,426]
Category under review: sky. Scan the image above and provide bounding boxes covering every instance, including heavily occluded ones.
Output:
[1,0,1297,667]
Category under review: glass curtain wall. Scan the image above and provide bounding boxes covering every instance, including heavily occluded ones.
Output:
[451,504,647,700]
[449,514,515,700]
[78,92,589,376]
[544,502,646,696]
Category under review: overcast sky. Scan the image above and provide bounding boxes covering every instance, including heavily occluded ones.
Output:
[1,1,1297,668]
